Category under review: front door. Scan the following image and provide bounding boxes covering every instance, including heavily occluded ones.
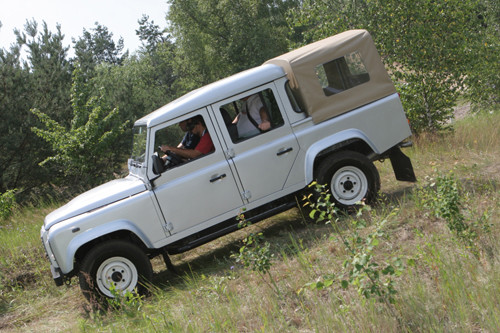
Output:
[150,109,244,235]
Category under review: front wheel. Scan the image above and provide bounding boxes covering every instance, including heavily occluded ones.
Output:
[78,240,153,302]
[316,151,380,210]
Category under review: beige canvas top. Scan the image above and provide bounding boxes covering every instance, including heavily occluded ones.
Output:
[265,30,396,124]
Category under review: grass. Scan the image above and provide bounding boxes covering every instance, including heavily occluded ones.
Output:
[1,110,499,332]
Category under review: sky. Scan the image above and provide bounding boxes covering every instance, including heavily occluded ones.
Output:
[0,0,169,55]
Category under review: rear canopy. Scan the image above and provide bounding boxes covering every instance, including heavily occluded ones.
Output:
[265,30,396,124]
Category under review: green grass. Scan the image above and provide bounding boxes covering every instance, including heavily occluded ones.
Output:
[1,110,499,332]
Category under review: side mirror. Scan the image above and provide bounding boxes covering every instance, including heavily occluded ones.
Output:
[151,153,165,175]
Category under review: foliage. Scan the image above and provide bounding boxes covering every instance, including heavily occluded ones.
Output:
[1,16,177,200]
[167,0,295,90]
[303,182,407,324]
[0,189,17,220]
[1,109,499,332]
[15,19,73,125]
[87,17,176,152]
[288,0,492,133]
[414,171,493,257]
[372,0,487,133]
[232,210,279,295]
[106,284,145,314]
[2,1,498,201]
[0,44,34,194]
[31,65,128,188]
[136,15,170,56]
[395,75,456,134]
[1,20,73,199]
[73,22,128,79]
[90,44,176,125]
[463,0,500,111]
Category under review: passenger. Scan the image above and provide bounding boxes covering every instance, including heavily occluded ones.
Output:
[161,115,214,160]
[177,119,200,149]
[233,94,271,138]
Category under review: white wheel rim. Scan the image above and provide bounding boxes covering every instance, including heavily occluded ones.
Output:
[96,257,138,297]
[330,166,368,206]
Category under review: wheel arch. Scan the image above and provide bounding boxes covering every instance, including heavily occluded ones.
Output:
[64,221,154,276]
[304,129,378,184]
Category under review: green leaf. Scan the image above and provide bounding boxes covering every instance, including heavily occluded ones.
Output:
[382,265,395,275]
[341,280,349,289]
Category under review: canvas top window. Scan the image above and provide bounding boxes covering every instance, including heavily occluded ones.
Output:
[218,88,285,143]
[315,51,370,96]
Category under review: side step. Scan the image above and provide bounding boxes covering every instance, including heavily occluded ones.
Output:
[167,201,297,254]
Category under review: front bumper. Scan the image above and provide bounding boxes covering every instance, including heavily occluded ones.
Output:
[40,225,64,286]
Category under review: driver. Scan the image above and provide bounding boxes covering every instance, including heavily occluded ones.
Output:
[177,119,200,149]
[160,115,214,160]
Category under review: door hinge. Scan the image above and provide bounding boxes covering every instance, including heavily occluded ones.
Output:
[225,148,235,159]
[163,222,174,233]
[242,190,252,200]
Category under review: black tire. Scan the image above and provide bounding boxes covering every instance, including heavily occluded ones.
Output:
[316,151,380,210]
[78,240,153,302]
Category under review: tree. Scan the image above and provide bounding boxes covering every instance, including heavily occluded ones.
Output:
[167,0,296,91]
[136,15,170,55]
[73,22,128,79]
[0,20,73,198]
[92,51,176,118]
[369,0,488,132]
[15,19,73,125]
[88,22,177,150]
[463,0,499,111]
[288,0,490,133]
[31,65,129,189]
[0,44,34,194]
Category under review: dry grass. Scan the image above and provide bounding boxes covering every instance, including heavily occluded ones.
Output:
[1,110,499,332]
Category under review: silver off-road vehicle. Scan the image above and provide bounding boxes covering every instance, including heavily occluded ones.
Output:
[41,30,416,301]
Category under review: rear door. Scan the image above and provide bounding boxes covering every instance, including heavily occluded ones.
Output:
[210,84,300,203]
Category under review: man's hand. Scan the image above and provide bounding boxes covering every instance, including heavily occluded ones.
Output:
[258,120,271,131]
[161,144,173,153]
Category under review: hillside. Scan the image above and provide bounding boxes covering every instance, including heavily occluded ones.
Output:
[1,110,499,332]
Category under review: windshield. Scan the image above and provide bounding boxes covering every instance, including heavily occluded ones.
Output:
[131,125,147,164]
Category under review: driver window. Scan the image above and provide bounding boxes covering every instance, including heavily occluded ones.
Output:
[219,88,284,143]
[152,115,215,174]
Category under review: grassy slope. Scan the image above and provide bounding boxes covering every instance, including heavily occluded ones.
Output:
[1,111,498,332]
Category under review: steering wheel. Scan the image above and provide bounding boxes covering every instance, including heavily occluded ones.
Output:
[164,151,183,169]
[152,150,184,175]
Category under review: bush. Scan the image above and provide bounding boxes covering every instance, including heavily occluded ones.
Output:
[0,189,17,220]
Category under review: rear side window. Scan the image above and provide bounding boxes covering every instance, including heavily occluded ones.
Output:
[218,88,284,143]
[315,51,370,96]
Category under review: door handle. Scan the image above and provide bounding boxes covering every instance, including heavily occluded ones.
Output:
[210,173,227,183]
[277,147,293,156]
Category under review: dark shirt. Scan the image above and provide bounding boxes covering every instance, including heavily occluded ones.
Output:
[181,132,200,150]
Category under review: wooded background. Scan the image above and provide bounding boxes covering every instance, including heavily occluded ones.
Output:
[1,0,498,202]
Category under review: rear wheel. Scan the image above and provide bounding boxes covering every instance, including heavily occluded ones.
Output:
[316,151,380,210]
[78,240,153,302]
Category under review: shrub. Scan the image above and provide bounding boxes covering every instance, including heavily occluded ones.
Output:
[0,189,17,220]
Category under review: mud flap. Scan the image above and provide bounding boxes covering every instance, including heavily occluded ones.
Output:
[389,147,417,182]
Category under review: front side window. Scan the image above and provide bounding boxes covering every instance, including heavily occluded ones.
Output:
[152,115,215,174]
[315,51,370,96]
[218,88,284,143]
